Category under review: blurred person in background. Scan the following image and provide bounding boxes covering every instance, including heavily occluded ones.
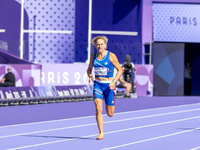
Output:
[122,54,136,94]
[184,63,192,96]
[0,67,15,87]
[122,54,136,83]
[116,67,132,98]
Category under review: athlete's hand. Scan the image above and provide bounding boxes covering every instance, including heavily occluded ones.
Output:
[88,76,93,85]
[109,81,116,90]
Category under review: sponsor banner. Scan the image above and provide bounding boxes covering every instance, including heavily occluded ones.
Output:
[41,63,153,97]
[60,85,93,96]
[17,87,28,98]
[55,86,64,97]
[25,86,39,98]
[153,3,200,42]
[41,63,89,86]
[0,87,13,99]
[10,87,20,99]
[0,85,93,99]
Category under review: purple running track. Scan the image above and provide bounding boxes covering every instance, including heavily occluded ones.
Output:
[0,97,200,149]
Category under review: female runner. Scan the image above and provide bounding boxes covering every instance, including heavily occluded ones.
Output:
[87,36,123,140]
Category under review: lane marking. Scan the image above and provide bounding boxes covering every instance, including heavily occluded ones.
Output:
[1,108,200,139]
[5,115,200,150]
[190,146,200,150]
[6,132,99,150]
[0,29,5,33]
[1,102,200,129]
[102,127,200,150]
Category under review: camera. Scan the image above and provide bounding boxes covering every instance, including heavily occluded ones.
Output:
[124,63,132,71]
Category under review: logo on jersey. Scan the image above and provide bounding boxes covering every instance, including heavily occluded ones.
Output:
[104,62,108,65]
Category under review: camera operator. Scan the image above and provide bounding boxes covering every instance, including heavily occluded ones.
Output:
[116,67,132,97]
[121,54,136,94]
[122,54,136,83]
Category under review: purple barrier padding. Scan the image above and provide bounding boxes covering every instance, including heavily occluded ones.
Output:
[37,86,58,97]
[0,85,93,99]
[0,87,6,99]
[61,85,93,96]
[24,86,39,98]
[59,86,71,96]
[51,86,60,97]
[1,87,14,99]
[17,87,28,98]
[55,86,64,96]
[85,85,93,95]
[30,87,45,97]
[0,64,41,87]
[10,87,20,99]
[27,86,58,97]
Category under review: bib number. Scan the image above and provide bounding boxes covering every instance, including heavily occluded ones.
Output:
[95,67,107,76]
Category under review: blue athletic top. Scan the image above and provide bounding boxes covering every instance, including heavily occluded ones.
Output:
[93,51,114,78]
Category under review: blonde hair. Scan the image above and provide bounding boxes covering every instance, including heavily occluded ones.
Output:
[92,36,108,46]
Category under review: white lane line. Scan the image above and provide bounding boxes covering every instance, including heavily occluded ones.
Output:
[0,115,94,129]
[0,122,96,139]
[1,108,200,139]
[190,146,200,150]
[1,102,200,129]
[6,116,200,150]
[6,132,99,150]
[0,29,5,32]
[101,127,200,150]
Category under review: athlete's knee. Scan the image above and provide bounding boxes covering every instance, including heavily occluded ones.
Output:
[106,105,115,117]
[107,113,114,117]
[96,107,103,116]
[107,111,114,117]
[95,100,103,114]
[96,105,102,114]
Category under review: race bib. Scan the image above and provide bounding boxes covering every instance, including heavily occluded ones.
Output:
[95,67,107,76]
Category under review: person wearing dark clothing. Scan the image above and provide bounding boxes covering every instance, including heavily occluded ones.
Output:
[116,67,132,97]
[0,67,15,87]
[184,63,192,96]
[122,54,136,82]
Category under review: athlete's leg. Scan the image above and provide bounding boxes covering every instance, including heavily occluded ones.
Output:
[106,105,115,117]
[104,87,115,117]
[94,98,104,139]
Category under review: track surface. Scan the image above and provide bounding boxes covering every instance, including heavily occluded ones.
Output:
[0,97,200,150]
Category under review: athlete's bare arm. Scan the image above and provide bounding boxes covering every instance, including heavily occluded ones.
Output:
[87,53,95,85]
[109,52,123,89]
